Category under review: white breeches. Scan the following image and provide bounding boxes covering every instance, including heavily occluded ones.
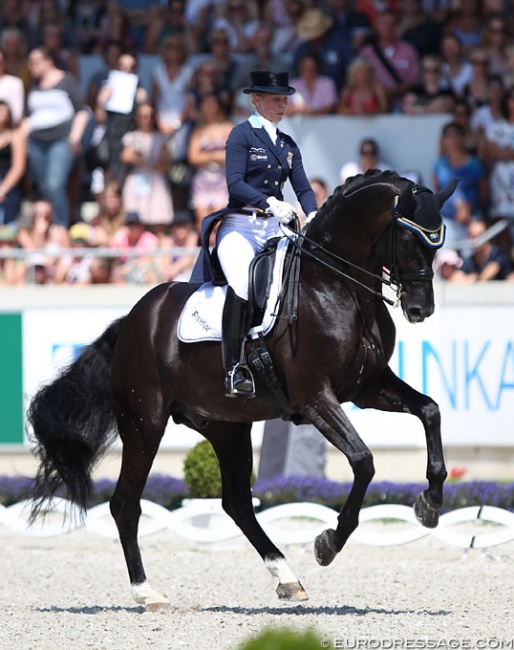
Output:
[217,213,281,300]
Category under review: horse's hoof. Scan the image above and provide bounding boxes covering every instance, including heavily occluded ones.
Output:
[414,492,442,529]
[276,581,309,601]
[314,528,338,566]
[145,602,172,613]
[132,581,170,611]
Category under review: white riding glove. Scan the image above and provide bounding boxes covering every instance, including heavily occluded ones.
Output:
[266,197,296,224]
[305,211,317,224]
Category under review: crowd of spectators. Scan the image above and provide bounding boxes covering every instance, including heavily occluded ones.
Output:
[0,0,513,284]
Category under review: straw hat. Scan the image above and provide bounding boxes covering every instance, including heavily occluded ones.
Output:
[296,9,334,40]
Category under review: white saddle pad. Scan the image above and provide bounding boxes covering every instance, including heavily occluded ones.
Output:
[178,237,290,343]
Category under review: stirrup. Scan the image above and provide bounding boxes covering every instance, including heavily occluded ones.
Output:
[225,363,256,398]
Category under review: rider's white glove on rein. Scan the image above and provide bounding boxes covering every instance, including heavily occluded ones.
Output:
[305,211,317,224]
[266,197,296,224]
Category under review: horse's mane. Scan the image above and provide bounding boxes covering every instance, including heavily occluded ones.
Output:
[317,169,409,218]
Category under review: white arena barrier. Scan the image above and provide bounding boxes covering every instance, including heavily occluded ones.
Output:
[2,499,514,550]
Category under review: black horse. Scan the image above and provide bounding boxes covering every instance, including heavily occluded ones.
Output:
[29,170,458,610]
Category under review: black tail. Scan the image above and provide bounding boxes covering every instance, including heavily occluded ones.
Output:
[29,317,125,521]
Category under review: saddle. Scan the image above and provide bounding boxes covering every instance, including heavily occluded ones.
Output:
[247,236,281,329]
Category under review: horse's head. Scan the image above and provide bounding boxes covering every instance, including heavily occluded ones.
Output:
[385,178,458,323]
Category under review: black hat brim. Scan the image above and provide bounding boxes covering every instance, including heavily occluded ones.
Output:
[242,85,296,95]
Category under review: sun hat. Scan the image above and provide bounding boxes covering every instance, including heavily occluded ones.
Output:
[296,8,334,41]
[433,249,463,271]
[69,222,90,244]
[242,71,296,95]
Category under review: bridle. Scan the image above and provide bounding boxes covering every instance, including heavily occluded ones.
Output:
[283,186,446,308]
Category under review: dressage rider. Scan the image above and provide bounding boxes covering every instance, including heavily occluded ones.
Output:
[191,70,318,398]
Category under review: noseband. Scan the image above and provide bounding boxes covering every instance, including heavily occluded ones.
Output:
[284,185,445,308]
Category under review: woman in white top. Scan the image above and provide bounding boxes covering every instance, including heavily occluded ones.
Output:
[151,34,194,137]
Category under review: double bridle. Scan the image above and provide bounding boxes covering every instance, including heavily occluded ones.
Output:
[283,187,446,308]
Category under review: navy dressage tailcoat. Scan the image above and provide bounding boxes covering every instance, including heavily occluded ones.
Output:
[190,116,317,283]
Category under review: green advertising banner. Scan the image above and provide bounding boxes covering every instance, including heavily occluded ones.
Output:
[0,313,23,444]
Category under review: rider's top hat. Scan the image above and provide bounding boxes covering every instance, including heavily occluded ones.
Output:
[242,71,296,95]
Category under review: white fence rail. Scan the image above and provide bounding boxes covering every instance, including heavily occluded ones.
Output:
[2,499,514,549]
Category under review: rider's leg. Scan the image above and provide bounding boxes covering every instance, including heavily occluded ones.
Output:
[221,286,254,397]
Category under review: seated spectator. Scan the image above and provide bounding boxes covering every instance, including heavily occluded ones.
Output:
[22,48,90,228]
[17,198,71,283]
[471,74,504,143]
[480,86,514,259]
[89,180,127,247]
[144,0,199,54]
[340,138,389,184]
[68,0,107,54]
[54,222,96,284]
[89,256,114,283]
[449,219,512,283]
[439,32,473,98]
[0,100,26,225]
[444,0,484,56]
[0,0,39,51]
[324,0,371,51]
[452,99,481,156]
[481,14,510,78]
[210,0,261,54]
[359,10,421,111]
[120,101,174,231]
[462,47,491,112]
[187,92,233,234]
[208,28,241,92]
[0,224,23,284]
[337,55,389,115]
[110,210,160,283]
[296,176,330,223]
[40,21,79,78]
[116,0,162,51]
[184,58,232,123]
[161,208,199,281]
[292,8,354,94]
[230,23,292,93]
[433,121,487,252]
[396,0,442,59]
[289,51,338,115]
[402,54,456,115]
[0,28,30,94]
[433,247,463,281]
[263,0,307,56]
[0,47,25,126]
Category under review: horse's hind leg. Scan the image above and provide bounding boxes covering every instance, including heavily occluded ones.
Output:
[204,422,308,601]
[356,366,447,528]
[110,404,170,611]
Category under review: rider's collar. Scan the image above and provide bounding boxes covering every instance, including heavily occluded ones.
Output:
[393,195,446,248]
[249,112,279,138]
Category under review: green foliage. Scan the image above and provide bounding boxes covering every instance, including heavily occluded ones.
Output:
[183,440,222,498]
[237,627,322,650]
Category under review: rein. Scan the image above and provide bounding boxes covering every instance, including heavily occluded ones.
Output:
[281,186,444,309]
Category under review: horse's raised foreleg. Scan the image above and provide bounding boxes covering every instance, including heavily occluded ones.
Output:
[301,398,375,567]
[110,405,170,612]
[205,422,308,601]
[355,366,446,528]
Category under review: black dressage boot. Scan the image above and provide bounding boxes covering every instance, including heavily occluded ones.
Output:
[222,287,255,398]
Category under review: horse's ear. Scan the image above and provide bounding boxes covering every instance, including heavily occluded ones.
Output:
[435,178,460,208]
[397,183,416,217]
